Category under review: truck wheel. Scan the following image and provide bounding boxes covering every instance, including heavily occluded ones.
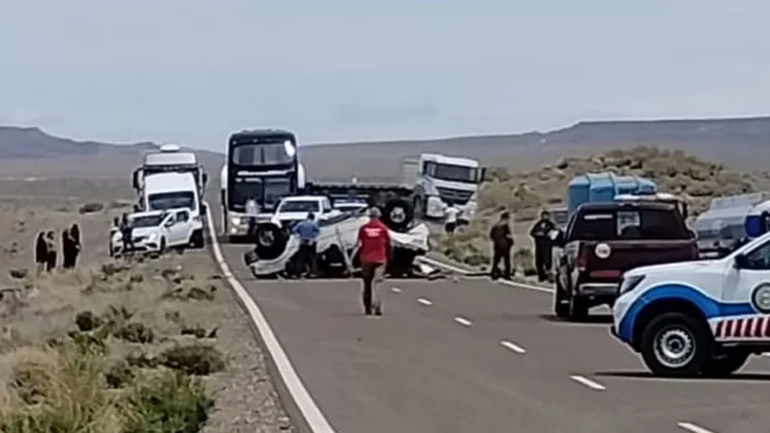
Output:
[640,312,711,377]
[554,277,570,318]
[382,197,413,232]
[568,295,589,321]
[700,350,749,377]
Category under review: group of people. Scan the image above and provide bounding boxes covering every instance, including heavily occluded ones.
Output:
[442,203,557,282]
[34,224,82,275]
[279,207,389,316]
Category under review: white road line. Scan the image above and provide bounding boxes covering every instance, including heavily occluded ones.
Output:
[500,340,527,354]
[569,375,606,391]
[417,298,433,306]
[391,287,402,293]
[417,256,554,294]
[677,422,717,433]
[454,316,473,327]
[205,205,337,433]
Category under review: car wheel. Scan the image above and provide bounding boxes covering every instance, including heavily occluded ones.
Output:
[190,229,205,249]
[640,312,711,377]
[567,294,589,321]
[382,197,413,232]
[700,349,749,377]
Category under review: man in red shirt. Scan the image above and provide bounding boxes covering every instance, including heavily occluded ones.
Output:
[356,207,391,316]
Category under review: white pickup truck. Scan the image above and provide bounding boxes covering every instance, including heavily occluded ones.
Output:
[110,209,199,256]
[612,229,770,377]
[270,195,343,230]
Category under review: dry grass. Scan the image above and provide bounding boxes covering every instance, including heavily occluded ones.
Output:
[436,146,770,269]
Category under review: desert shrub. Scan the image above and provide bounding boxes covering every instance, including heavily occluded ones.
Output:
[78,202,105,214]
[123,371,214,433]
[156,343,225,376]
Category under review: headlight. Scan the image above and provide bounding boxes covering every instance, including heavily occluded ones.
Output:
[231,216,241,225]
[619,274,646,295]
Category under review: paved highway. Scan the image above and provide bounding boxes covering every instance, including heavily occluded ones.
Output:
[208,210,770,433]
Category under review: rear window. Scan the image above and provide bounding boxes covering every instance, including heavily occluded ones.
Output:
[569,208,690,241]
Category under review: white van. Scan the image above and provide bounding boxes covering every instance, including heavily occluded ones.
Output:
[142,172,205,248]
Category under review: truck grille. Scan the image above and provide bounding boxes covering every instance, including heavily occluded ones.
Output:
[435,187,473,205]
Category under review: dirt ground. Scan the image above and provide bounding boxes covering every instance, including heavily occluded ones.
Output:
[0,178,294,432]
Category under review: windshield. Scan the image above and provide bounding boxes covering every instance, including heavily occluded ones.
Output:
[570,208,690,241]
[130,214,165,228]
[279,200,320,213]
[147,192,196,212]
[231,143,294,166]
[432,163,478,183]
[264,178,292,206]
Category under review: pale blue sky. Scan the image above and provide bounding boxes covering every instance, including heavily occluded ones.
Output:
[2,0,770,150]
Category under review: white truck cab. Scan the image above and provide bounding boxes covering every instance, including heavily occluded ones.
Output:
[612,230,770,377]
[141,172,205,248]
[402,153,486,224]
[270,195,341,230]
[132,144,207,200]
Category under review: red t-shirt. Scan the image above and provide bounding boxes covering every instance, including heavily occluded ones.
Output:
[358,220,390,264]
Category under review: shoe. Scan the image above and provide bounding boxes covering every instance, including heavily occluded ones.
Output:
[373,302,382,316]
[364,305,372,315]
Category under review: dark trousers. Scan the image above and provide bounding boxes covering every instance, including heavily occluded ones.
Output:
[361,262,385,312]
[534,241,552,281]
[46,252,57,272]
[297,243,317,276]
[491,246,511,279]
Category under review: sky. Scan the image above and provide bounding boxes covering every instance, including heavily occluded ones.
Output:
[2,0,770,151]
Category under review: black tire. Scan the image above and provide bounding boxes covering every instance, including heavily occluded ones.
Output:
[554,277,570,318]
[640,312,712,377]
[190,229,205,249]
[700,349,749,377]
[254,223,288,261]
[381,197,413,232]
[568,294,589,321]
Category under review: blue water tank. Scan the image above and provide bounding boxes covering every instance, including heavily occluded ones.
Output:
[567,172,658,214]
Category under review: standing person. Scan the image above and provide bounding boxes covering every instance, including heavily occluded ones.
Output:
[356,207,391,316]
[489,210,513,280]
[45,230,57,272]
[120,213,134,256]
[61,228,73,270]
[70,223,82,268]
[444,203,460,239]
[245,197,259,237]
[35,231,48,276]
[292,212,320,277]
[529,210,556,282]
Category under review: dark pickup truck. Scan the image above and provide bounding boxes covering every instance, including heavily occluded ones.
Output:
[551,201,698,321]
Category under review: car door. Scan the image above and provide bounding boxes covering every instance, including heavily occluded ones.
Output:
[174,210,193,245]
[720,239,770,339]
[164,212,187,246]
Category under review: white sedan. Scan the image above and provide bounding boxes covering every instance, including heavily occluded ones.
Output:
[110,209,197,256]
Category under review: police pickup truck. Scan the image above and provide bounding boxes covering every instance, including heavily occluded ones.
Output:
[612,229,770,377]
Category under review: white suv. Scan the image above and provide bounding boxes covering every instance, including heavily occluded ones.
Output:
[110,209,198,256]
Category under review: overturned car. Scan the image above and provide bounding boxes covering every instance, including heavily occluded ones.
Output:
[243,198,435,279]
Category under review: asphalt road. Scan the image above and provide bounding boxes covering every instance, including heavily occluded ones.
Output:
[210,209,770,433]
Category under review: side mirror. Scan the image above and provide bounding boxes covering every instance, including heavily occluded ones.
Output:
[734,253,748,269]
[164,220,175,228]
[479,167,487,183]
[132,169,142,191]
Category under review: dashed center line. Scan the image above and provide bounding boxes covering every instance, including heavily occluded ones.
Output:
[569,375,606,391]
[500,340,527,354]
[391,287,402,293]
[677,422,716,433]
[453,316,473,327]
[417,298,433,306]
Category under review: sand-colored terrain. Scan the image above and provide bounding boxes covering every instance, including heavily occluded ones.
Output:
[0,178,293,432]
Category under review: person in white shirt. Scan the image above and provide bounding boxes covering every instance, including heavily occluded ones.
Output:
[444,203,460,237]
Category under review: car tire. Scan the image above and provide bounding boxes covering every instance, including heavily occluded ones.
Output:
[700,349,749,377]
[567,294,589,321]
[190,229,205,249]
[640,312,712,377]
[382,197,414,232]
[254,223,288,261]
[554,277,570,318]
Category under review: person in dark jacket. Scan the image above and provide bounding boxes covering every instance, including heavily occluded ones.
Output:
[35,231,48,276]
[120,213,134,255]
[529,210,556,282]
[45,230,57,272]
[70,223,81,268]
[489,210,513,280]
[61,228,73,269]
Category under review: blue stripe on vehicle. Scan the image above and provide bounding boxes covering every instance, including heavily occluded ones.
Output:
[617,283,754,344]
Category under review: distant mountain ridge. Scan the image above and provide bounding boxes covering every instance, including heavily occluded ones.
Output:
[1,115,769,179]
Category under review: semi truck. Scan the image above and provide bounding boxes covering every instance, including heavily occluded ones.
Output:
[132,144,208,203]
[402,153,485,224]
